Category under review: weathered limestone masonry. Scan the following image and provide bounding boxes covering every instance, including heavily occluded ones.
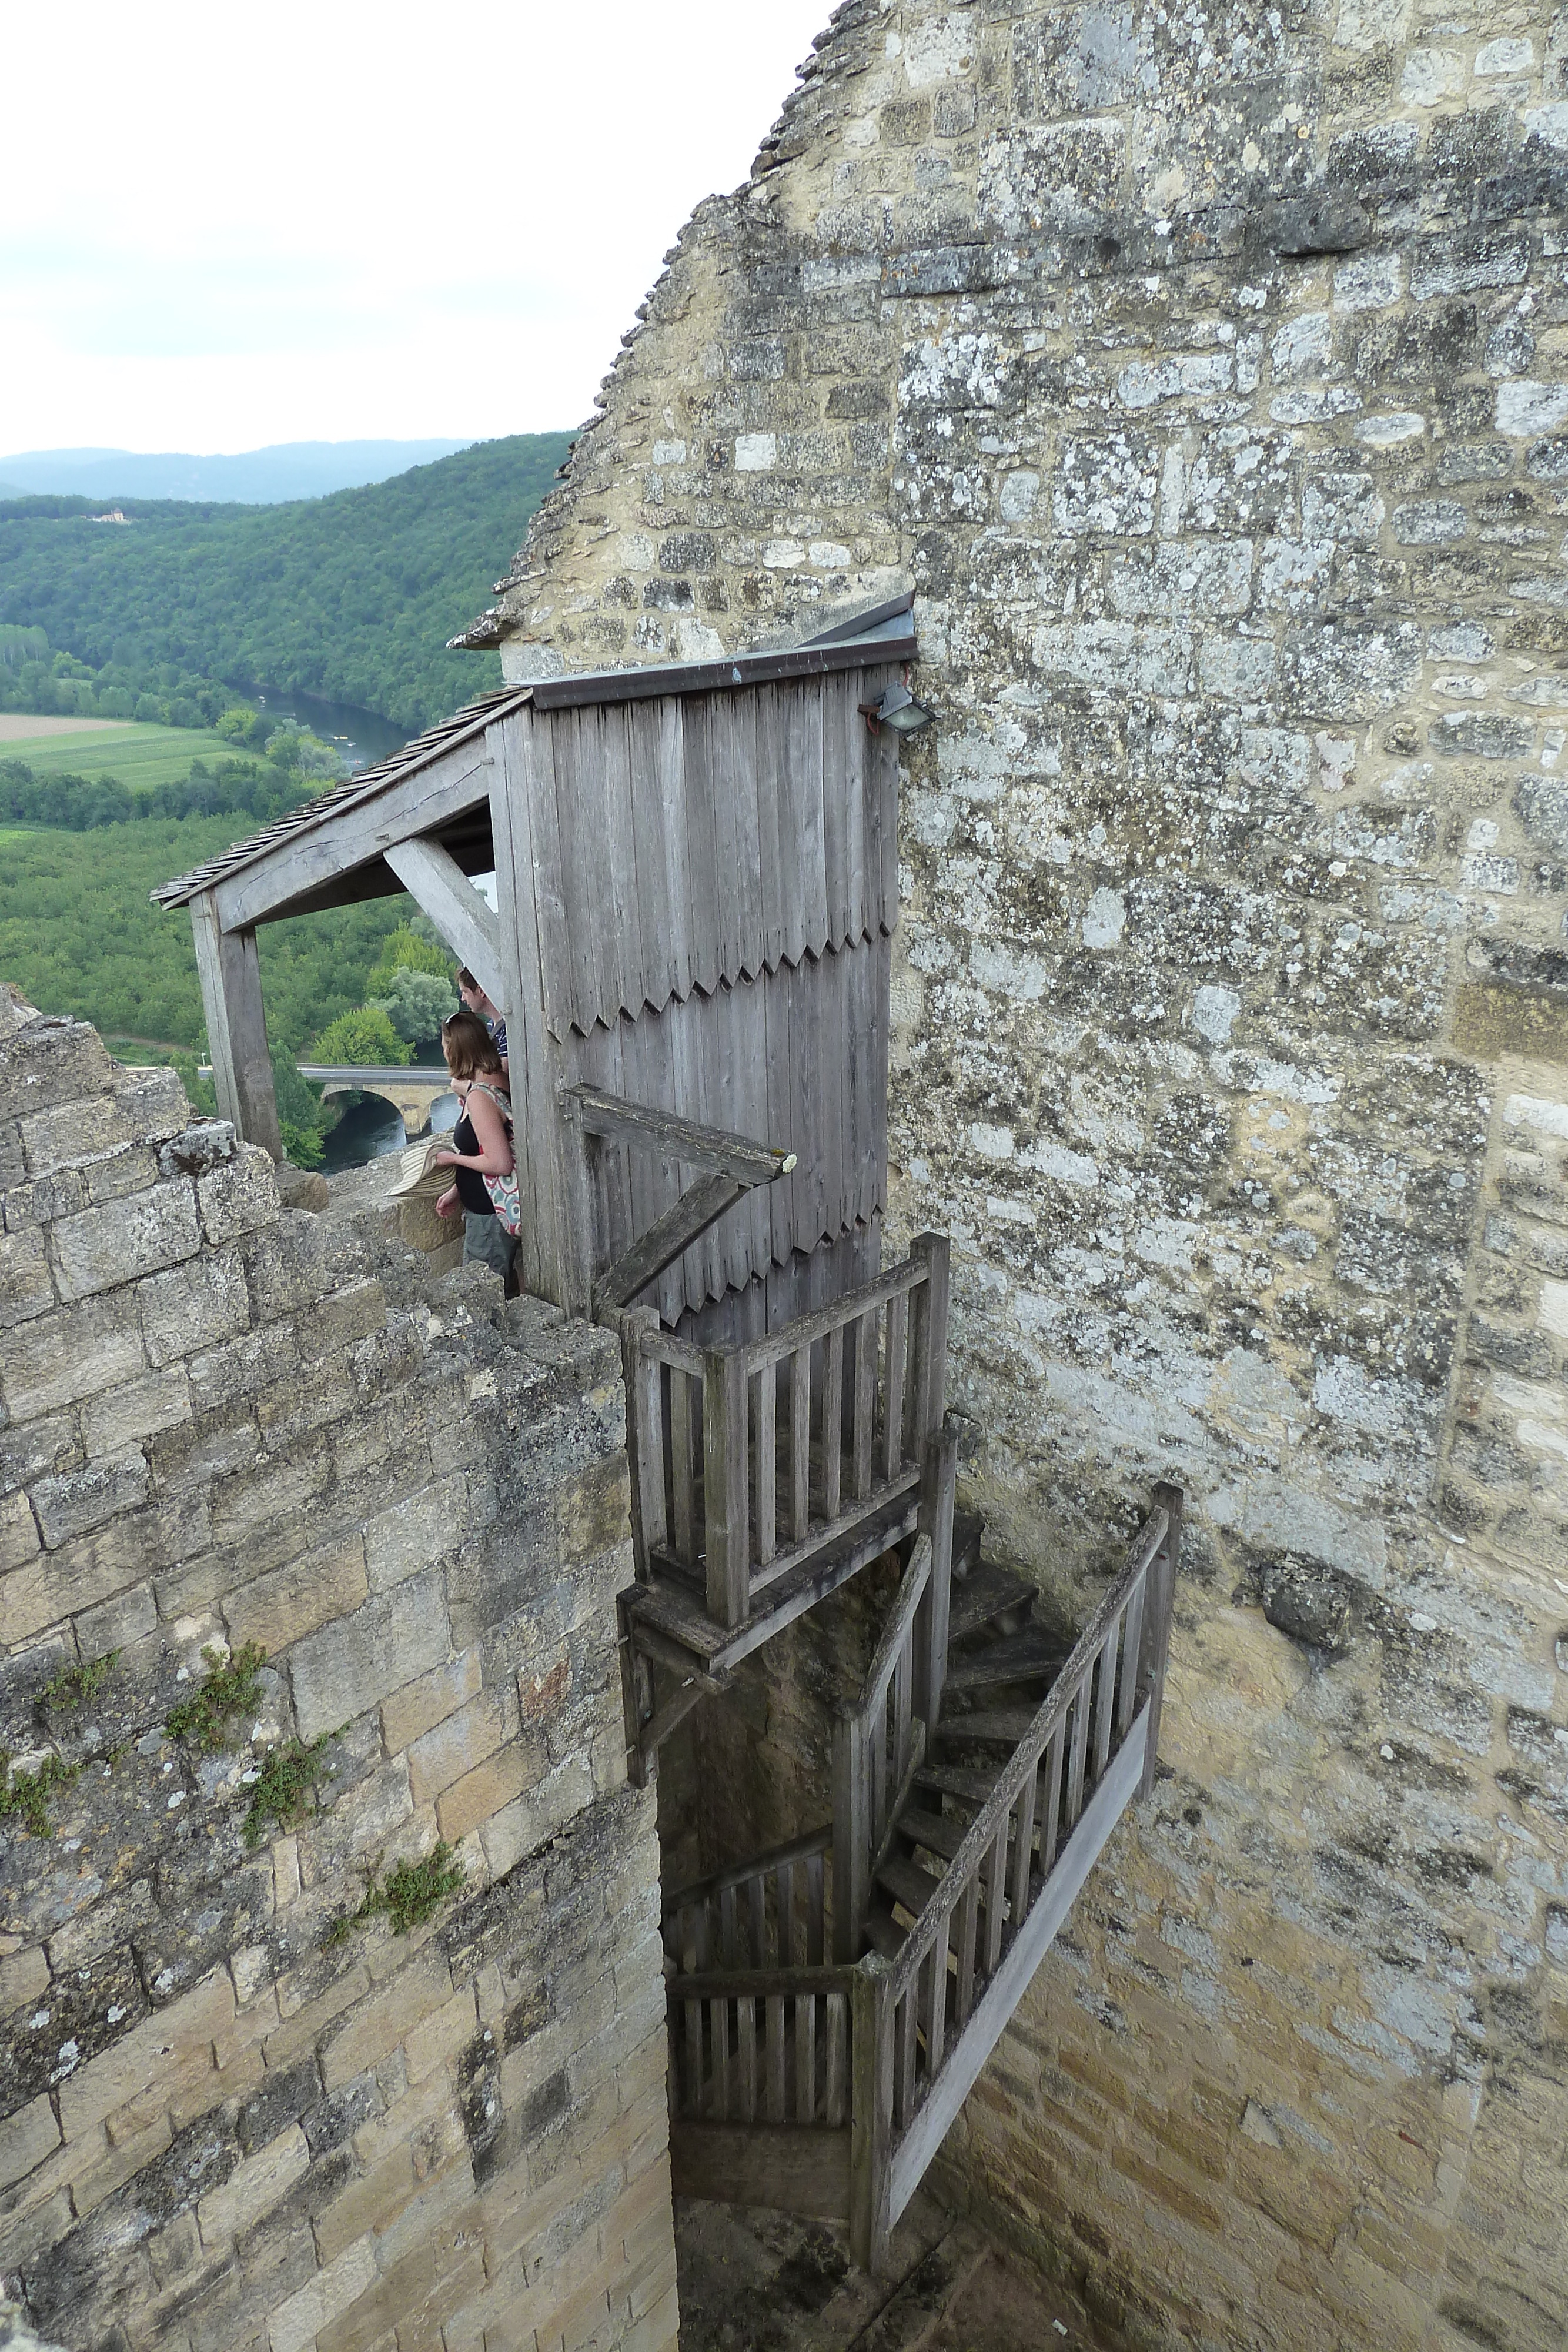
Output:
[0,985,678,2352]
[468,4,1568,2346]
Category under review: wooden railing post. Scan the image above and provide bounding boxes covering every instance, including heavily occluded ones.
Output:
[850,1956,892,2275]
[911,1422,958,1735]
[1139,1482,1183,1798]
[618,1308,665,1582]
[832,1709,868,1964]
[704,1346,750,1628]
[907,1232,950,1448]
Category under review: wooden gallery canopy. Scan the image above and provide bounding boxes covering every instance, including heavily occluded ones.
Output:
[155,601,917,1332]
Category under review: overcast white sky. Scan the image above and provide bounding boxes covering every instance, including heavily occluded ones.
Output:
[0,0,831,456]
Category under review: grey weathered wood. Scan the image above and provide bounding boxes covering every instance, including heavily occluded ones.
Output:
[633,1675,706,1775]
[755,1362,777,1569]
[744,1461,922,1603]
[738,1996,758,2122]
[924,1906,950,2082]
[1092,1620,1120,1783]
[1009,1758,1039,1926]
[955,1879,979,2027]
[755,682,787,974]
[630,1621,724,1693]
[884,1710,1150,2227]
[851,1307,877,1504]
[706,1345,751,1628]
[908,1233,951,1448]
[670,1365,698,1566]
[1039,1723,1065,1873]
[825,1990,849,2133]
[915,1426,958,1732]
[795,1992,817,2124]
[563,1084,796,1184]
[491,714,576,1308]
[823,1324,844,1524]
[598,701,640,1024]
[189,894,283,1159]
[1065,1679,1091,1828]
[616,1591,653,1792]
[620,1308,666,1566]
[594,1171,745,1317]
[806,1850,825,1968]
[383,836,503,1007]
[663,1829,832,1932]
[1141,1483,1183,1799]
[765,1993,787,2123]
[832,1710,867,1966]
[848,1960,891,2272]
[1119,1575,1146,1738]
[882,1287,907,1484]
[790,1346,810,1543]
[857,1534,932,1726]
[212,739,499,931]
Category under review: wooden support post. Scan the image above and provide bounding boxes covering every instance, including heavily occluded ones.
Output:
[908,1232,950,1446]
[1140,1482,1183,1799]
[912,1423,958,1735]
[616,1591,656,1790]
[704,1347,750,1628]
[618,1308,666,1578]
[489,717,581,1312]
[831,1710,868,1965]
[849,1957,892,2276]
[383,836,504,1006]
[189,891,283,1160]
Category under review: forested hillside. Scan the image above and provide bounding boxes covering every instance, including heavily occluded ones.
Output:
[0,432,569,733]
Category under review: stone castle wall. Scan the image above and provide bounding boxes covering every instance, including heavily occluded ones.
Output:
[0,985,677,2352]
[477,5,1568,2345]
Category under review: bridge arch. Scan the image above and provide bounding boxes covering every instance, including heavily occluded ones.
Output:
[300,1064,453,1139]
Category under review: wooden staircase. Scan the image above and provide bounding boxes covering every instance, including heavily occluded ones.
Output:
[656,1479,1183,2271]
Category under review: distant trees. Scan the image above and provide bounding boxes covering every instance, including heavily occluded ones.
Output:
[307,1005,411,1067]
[0,433,571,734]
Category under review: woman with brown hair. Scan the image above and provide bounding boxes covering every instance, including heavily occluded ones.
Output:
[433,1009,518,1286]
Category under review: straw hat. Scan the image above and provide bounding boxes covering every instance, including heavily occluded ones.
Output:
[389,1137,450,1200]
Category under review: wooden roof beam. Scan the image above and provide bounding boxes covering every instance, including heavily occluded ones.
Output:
[384,837,503,1008]
[212,743,497,931]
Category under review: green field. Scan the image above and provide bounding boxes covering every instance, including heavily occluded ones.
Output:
[0,820,412,1054]
[2,721,239,787]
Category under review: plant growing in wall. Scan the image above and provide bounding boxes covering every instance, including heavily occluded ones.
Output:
[242,1732,342,1847]
[163,1642,269,1750]
[325,1841,466,1943]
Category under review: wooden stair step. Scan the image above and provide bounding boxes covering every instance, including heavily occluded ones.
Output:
[862,1899,907,1962]
[933,1705,1040,1748]
[876,1851,945,1922]
[914,1762,1002,1806]
[947,1561,1036,1643]
[942,1627,1066,1695]
[895,1804,968,1862]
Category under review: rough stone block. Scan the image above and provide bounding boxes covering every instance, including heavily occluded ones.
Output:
[196,2123,310,2251]
[31,1445,151,1549]
[159,1120,236,1180]
[0,1014,113,1125]
[187,1322,300,1415]
[0,1225,55,1328]
[197,1145,279,1247]
[407,1687,513,1806]
[295,1278,387,1368]
[476,1755,593,1875]
[1,1490,209,1645]
[363,1476,463,1595]
[0,1486,40,1574]
[0,1288,146,1423]
[75,1577,159,1657]
[290,1568,453,1743]
[58,1966,234,2137]
[0,2091,62,2191]
[319,1952,454,2093]
[223,1534,369,1658]
[380,1648,484,1754]
[82,1367,192,1457]
[210,1439,330,1548]
[269,2237,378,2352]
[51,1181,200,1302]
[138,1246,251,1369]
[4,1164,88,1231]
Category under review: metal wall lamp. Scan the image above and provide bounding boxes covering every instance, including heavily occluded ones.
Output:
[858,674,935,737]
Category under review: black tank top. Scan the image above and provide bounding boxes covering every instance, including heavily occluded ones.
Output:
[452,1111,493,1215]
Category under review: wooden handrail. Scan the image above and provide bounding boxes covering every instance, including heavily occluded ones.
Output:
[663,1824,832,1923]
[664,1965,851,2002]
[853,1535,931,1720]
[564,1082,797,1184]
[737,1255,929,1373]
[890,1505,1168,2006]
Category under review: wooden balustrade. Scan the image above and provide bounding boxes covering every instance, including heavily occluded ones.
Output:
[666,1966,852,2131]
[623,1234,950,1629]
[663,1825,830,1979]
[860,1489,1183,2260]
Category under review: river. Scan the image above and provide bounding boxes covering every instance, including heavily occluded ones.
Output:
[249,686,407,770]
[319,1087,458,1173]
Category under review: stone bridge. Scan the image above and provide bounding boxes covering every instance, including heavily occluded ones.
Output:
[297,1063,452,1135]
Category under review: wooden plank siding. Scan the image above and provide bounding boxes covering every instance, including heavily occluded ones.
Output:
[522,670,899,1044]
[566,933,892,1321]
